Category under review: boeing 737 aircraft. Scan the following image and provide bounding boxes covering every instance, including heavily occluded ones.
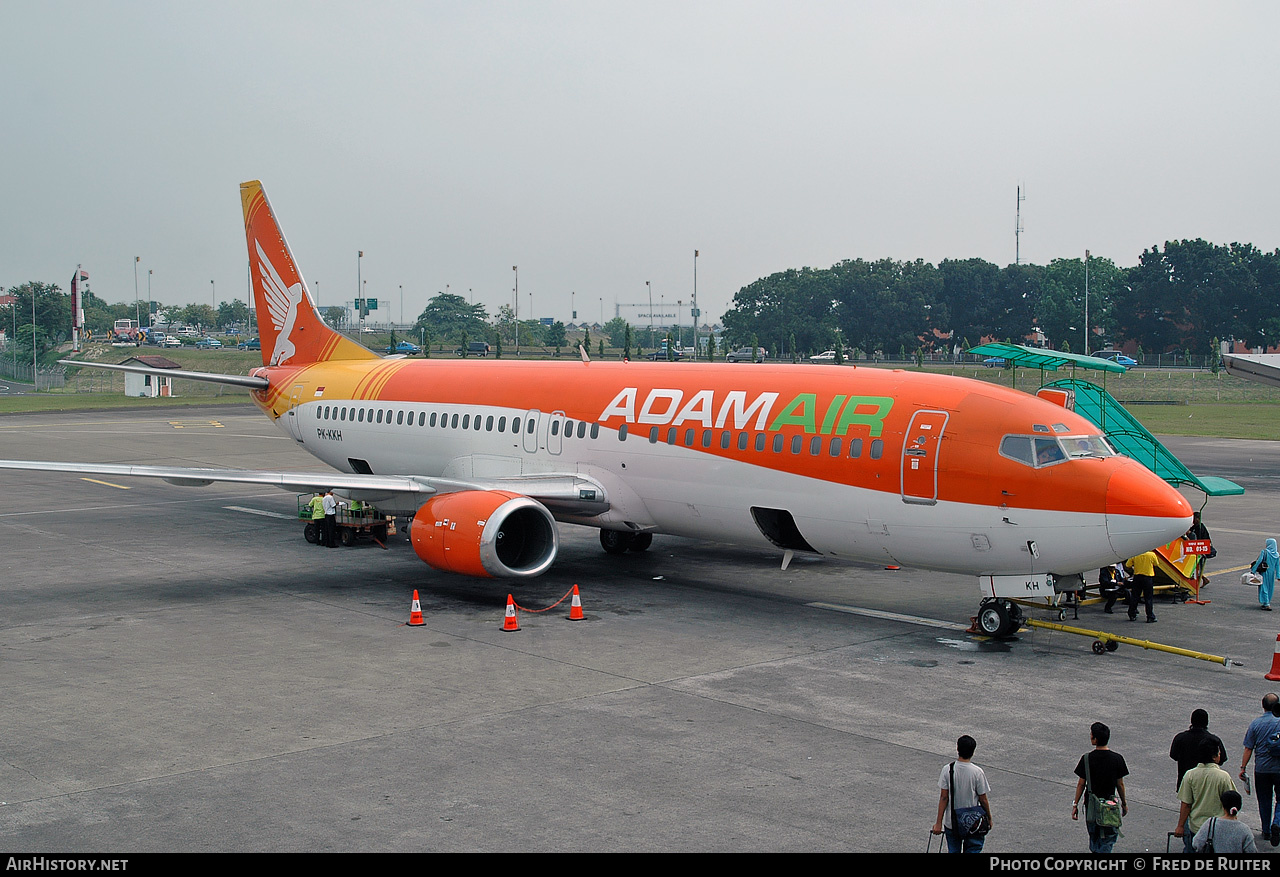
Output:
[0,181,1194,637]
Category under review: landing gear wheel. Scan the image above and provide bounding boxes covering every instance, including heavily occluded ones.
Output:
[304,523,319,544]
[629,532,653,553]
[600,529,633,555]
[339,528,356,547]
[977,601,1011,638]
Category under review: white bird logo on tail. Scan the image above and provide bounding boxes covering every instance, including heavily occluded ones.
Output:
[255,240,305,365]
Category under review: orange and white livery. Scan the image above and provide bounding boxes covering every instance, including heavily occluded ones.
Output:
[0,181,1193,636]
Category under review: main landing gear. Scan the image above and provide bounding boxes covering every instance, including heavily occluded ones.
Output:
[975,598,1025,639]
[599,529,653,555]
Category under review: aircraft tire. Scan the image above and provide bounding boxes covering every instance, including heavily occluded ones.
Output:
[977,601,1011,638]
[629,532,653,552]
[600,529,633,555]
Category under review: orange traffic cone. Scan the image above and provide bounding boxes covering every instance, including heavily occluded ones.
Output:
[1265,634,1280,681]
[502,594,520,632]
[568,584,584,621]
[407,590,425,627]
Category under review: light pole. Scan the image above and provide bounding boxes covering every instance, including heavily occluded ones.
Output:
[133,256,140,327]
[677,300,683,350]
[400,284,403,326]
[147,270,152,327]
[571,290,575,321]
[646,281,653,347]
[357,250,364,332]
[692,249,699,360]
[1083,249,1090,354]
[599,296,602,326]
[513,266,519,356]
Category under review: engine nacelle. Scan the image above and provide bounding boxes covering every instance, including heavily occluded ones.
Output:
[410,490,558,578]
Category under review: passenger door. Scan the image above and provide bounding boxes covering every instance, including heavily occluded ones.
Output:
[900,409,948,504]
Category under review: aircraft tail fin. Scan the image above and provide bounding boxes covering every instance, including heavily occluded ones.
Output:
[240,180,379,367]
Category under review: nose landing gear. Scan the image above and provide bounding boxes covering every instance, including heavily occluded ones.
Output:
[974,598,1025,639]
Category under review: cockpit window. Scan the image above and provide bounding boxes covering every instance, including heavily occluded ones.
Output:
[1063,435,1115,459]
[999,435,1035,466]
[1003,433,1114,468]
[1052,423,1070,433]
[1034,437,1066,466]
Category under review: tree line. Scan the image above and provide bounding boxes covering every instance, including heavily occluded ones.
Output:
[9,237,1278,362]
[719,239,1280,359]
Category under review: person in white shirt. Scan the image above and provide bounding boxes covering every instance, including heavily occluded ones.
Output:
[931,734,993,853]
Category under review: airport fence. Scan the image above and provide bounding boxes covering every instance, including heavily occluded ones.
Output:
[0,356,65,390]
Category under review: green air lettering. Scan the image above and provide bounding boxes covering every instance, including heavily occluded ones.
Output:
[768,393,818,433]
[819,394,847,435]
[834,396,894,437]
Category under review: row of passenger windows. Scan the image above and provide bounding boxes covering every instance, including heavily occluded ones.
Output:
[626,424,884,459]
[317,404,601,440]
[316,403,884,460]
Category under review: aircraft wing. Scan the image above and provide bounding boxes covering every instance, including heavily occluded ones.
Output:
[0,460,609,515]
[1222,353,1280,389]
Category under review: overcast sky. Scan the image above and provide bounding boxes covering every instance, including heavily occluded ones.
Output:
[3,1,1278,328]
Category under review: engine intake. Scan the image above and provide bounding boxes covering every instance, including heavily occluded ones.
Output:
[410,490,558,578]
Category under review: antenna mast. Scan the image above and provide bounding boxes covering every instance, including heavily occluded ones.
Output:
[1015,184,1026,265]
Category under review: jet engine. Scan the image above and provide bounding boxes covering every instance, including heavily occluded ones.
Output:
[410,490,558,578]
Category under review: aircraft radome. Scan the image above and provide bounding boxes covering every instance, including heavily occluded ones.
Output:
[0,181,1194,638]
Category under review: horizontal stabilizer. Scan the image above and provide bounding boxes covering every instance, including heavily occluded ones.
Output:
[58,359,269,390]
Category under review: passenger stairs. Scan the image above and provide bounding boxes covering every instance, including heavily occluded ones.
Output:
[1040,378,1240,594]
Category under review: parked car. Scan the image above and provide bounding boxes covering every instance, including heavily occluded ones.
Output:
[237,338,261,351]
[983,356,1006,367]
[726,347,767,363]
[1106,354,1137,367]
[455,341,491,357]
[384,341,422,355]
[195,337,223,349]
[646,348,683,361]
[813,350,860,363]
[162,336,183,348]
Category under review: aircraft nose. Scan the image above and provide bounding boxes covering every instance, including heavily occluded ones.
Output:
[1105,461,1193,559]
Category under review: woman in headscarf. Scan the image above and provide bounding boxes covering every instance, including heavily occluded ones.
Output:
[1251,539,1279,610]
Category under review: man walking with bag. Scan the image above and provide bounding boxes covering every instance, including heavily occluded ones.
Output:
[1073,722,1129,853]
[1241,692,1280,846]
[931,734,993,853]
[1174,739,1236,853]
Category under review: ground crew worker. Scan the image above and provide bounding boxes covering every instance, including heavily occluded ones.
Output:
[322,490,338,547]
[308,493,325,546]
[1126,550,1158,623]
